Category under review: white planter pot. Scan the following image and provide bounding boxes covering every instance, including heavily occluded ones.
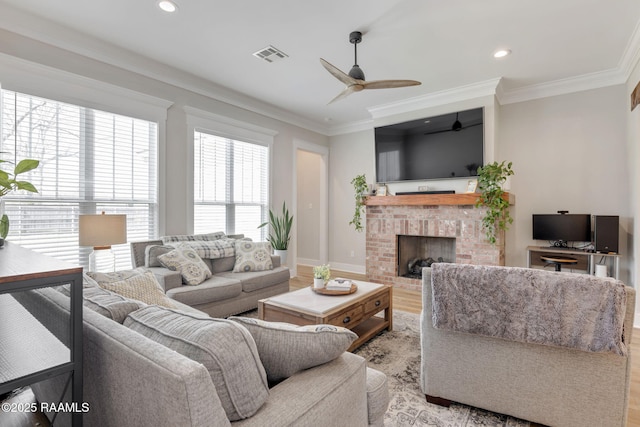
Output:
[274,249,288,266]
[313,277,325,289]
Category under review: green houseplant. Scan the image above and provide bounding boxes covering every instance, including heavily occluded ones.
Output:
[475,161,514,245]
[349,174,368,232]
[258,201,293,264]
[0,158,40,244]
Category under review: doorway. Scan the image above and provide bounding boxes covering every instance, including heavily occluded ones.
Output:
[294,141,328,270]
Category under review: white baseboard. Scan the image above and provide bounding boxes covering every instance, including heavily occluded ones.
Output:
[296,258,366,276]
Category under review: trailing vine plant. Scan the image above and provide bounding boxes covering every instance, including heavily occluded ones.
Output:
[349,174,368,232]
[475,161,514,245]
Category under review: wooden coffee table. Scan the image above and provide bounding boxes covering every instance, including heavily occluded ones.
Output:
[258,280,392,351]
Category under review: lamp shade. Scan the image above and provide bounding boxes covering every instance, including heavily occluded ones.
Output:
[79,213,127,248]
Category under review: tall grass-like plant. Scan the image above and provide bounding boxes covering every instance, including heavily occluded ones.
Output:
[258,201,294,250]
[475,161,514,245]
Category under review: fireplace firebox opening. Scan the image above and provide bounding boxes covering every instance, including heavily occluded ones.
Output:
[397,235,456,279]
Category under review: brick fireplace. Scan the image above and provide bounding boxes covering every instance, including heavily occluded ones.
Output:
[364,193,512,291]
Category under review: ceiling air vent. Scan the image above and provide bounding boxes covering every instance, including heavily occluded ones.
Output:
[253,45,289,63]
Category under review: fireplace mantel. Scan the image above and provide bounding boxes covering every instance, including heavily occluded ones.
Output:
[364,192,514,207]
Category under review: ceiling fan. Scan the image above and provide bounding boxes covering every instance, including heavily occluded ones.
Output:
[424,112,482,135]
[320,31,421,104]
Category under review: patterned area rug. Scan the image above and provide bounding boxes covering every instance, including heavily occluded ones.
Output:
[353,311,530,427]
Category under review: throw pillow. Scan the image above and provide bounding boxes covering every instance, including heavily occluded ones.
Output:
[144,244,175,267]
[98,271,177,308]
[124,306,269,421]
[161,232,225,244]
[157,243,212,286]
[87,267,147,284]
[228,317,357,383]
[83,287,145,323]
[233,241,273,273]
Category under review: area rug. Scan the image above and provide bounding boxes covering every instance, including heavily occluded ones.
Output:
[352,310,531,427]
[237,309,530,426]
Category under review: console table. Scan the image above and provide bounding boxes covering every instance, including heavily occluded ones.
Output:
[526,246,620,279]
[0,242,83,426]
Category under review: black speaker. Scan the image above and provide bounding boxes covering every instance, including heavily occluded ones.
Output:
[594,215,619,253]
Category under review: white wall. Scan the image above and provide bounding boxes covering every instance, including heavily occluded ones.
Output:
[498,85,630,283]
[626,60,640,325]
[328,130,374,273]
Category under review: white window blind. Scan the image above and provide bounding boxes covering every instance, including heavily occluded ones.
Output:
[0,89,158,270]
[194,130,268,241]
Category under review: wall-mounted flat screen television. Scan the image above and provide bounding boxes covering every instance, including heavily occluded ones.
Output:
[532,214,592,244]
[374,107,484,183]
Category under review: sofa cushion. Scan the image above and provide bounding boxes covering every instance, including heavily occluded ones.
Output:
[158,244,212,286]
[145,244,175,267]
[211,256,236,273]
[98,271,177,309]
[228,317,357,383]
[233,241,273,273]
[83,287,145,323]
[166,276,242,306]
[218,266,290,293]
[161,232,225,244]
[124,306,269,421]
[87,267,147,284]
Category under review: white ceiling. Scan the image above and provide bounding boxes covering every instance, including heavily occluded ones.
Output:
[1,0,640,134]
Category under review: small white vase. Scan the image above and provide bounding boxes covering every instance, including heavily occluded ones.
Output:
[313,277,324,289]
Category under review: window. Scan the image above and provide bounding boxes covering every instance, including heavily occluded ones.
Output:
[0,89,158,269]
[193,130,268,242]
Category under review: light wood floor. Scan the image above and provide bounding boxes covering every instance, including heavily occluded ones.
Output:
[294,265,640,426]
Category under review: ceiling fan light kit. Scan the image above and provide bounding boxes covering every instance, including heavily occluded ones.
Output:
[320,30,421,103]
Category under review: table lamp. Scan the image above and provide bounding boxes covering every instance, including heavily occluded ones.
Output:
[79,212,127,272]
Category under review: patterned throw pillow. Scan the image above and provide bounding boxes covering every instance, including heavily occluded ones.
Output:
[228,317,357,383]
[98,271,177,309]
[160,232,225,244]
[233,241,273,273]
[157,243,212,285]
[124,306,269,421]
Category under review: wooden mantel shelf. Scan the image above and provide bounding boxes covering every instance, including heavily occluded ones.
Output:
[363,192,515,207]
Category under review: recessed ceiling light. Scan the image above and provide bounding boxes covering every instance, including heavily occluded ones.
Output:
[158,0,178,12]
[493,49,511,59]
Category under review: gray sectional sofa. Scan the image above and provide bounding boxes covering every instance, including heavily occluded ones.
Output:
[130,235,290,318]
[16,276,389,426]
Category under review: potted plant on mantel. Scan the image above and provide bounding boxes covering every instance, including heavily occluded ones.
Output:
[258,201,293,265]
[349,174,368,232]
[0,158,40,247]
[475,161,514,245]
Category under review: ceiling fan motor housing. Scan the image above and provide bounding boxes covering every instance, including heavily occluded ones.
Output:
[349,65,365,80]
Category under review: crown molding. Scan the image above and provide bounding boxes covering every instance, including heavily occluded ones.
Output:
[618,18,640,83]
[496,68,625,105]
[367,78,502,121]
[326,117,374,136]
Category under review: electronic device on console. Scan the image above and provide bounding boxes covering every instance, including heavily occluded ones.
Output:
[532,211,591,249]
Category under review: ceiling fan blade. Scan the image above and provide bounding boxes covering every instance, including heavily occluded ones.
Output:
[327,85,360,104]
[361,79,421,90]
[320,58,358,86]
